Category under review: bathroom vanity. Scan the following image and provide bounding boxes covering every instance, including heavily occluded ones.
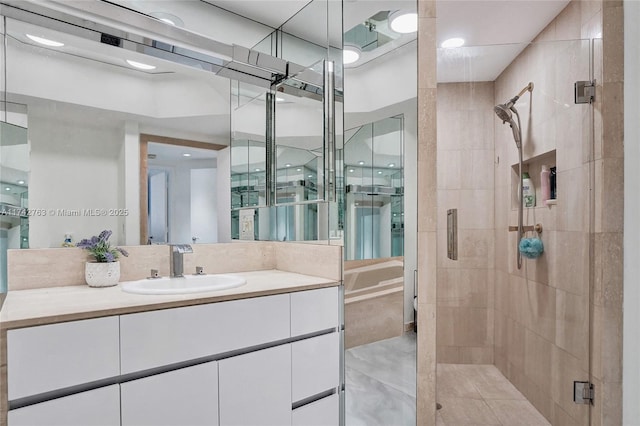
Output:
[0,269,342,426]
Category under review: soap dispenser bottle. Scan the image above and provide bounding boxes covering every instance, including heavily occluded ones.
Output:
[522,172,535,207]
[540,165,551,205]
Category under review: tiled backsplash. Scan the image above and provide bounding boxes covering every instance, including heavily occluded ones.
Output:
[7,242,342,291]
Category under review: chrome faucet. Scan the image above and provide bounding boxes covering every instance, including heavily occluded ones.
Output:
[170,244,193,277]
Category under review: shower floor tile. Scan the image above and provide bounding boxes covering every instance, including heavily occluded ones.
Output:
[437,364,550,426]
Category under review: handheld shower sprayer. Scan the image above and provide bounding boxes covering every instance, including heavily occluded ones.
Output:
[494,81,534,270]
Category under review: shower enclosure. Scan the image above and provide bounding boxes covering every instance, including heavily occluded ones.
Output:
[435,36,598,425]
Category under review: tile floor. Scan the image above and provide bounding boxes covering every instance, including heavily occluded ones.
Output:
[436,364,550,426]
[345,333,550,426]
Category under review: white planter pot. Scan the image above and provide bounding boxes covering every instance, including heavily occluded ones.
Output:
[85,261,120,287]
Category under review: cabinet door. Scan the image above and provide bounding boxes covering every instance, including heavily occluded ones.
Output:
[121,361,218,426]
[7,317,120,400]
[219,344,291,426]
[292,333,340,402]
[8,385,120,426]
[120,294,289,373]
[292,394,339,426]
[291,287,339,336]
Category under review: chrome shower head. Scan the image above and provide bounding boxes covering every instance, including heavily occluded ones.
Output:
[494,104,512,122]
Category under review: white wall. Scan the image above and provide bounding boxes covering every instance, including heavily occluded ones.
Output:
[28,109,122,248]
[624,1,640,423]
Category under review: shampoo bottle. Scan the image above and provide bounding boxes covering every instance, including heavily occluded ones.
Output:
[540,165,551,205]
[522,172,535,207]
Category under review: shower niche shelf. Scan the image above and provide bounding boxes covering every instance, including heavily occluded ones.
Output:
[511,149,556,210]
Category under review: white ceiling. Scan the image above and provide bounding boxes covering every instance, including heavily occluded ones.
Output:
[90,0,572,82]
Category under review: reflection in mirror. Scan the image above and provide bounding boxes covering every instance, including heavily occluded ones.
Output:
[142,137,224,245]
[342,0,417,424]
[0,120,29,292]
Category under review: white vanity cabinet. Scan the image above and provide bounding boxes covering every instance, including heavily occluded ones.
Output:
[4,286,341,426]
[219,344,292,425]
[8,385,120,426]
[121,361,219,426]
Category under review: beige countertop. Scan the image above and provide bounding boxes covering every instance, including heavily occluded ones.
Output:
[0,269,339,330]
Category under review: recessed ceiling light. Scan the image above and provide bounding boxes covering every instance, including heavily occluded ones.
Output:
[17,180,25,185]
[388,163,395,168]
[255,168,261,172]
[441,37,465,49]
[5,187,11,191]
[343,44,361,65]
[149,12,184,27]
[126,60,156,70]
[285,163,292,167]
[296,168,302,172]
[358,161,365,165]
[389,11,418,34]
[378,171,383,175]
[348,169,355,173]
[26,34,64,47]
[308,174,313,178]
[182,153,192,157]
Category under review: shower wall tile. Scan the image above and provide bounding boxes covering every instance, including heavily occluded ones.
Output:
[554,1,582,40]
[523,330,553,393]
[459,346,494,364]
[580,0,603,27]
[555,166,590,232]
[555,289,589,367]
[603,6,624,84]
[592,232,623,307]
[436,306,492,348]
[521,377,554,423]
[418,18,436,90]
[601,82,624,159]
[551,346,590,423]
[418,231,437,303]
[436,268,489,308]
[524,281,557,343]
[437,229,494,270]
[549,231,589,295]
[594,157,624,233]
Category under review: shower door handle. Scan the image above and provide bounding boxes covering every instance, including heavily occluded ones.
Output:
[447,209,458,260]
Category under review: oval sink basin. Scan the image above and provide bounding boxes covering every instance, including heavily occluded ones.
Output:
[121,274,246,295]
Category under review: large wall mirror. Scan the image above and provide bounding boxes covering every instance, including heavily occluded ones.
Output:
[0,0,343,291]
[342,0,418,423]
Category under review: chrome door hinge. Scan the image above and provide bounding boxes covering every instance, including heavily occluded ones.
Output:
[575,80,596,104]
[573,381,594,405]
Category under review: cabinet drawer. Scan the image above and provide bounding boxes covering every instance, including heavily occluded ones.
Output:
[8,385,120,426]
[292,332,340,402]
[121,362,218,426]
[219,344,291,426]
[292,393,339,426]
[7,317,120,400]
[120,294,290,373]
[291,287,339,336]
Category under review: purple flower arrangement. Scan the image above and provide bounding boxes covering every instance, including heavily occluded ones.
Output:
[76,230,129,263]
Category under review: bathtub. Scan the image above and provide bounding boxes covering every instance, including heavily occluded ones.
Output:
[344,259,405,348]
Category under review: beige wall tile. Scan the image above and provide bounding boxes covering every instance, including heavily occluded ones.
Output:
[549,231,589,295]
[437,306,491,348]
[555,289,589,369]
[602,6,624,83]
[436,268,489,308]
[418,17,436,90]
[601,82,624,159]
[459,346,494,364]
[436,346,460,364]
[183,242,275,275]
[524,330,553,393]
[524,280,556,343]
[274,242,342,281]
[551,346,590,424]
[417,302,437,425]
[418,231,437,303]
